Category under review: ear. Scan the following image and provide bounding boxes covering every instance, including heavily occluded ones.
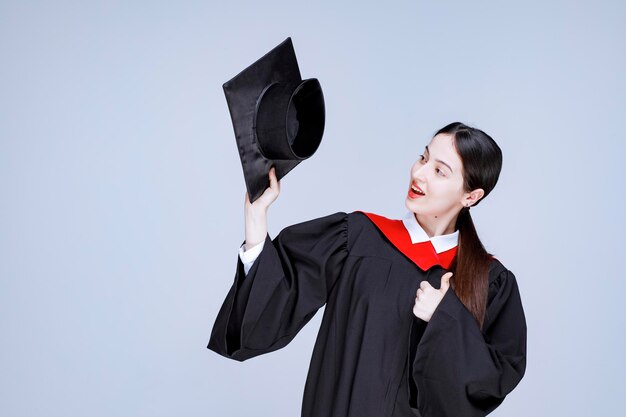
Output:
[463,188,484,207]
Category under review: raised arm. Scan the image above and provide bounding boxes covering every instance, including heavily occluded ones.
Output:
[208,211,349,362]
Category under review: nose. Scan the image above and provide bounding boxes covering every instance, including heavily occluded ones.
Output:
[412,162,427,183]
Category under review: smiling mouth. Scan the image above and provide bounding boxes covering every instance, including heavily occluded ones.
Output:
[410,183,425,195]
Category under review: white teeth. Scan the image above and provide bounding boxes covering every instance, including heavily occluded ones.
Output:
[411,185,425,195]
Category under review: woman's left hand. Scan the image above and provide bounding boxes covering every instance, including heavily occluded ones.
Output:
[412,272,453,322]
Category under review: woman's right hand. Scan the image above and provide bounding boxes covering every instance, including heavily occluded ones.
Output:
[245,166,280,214]
[243,167,280,250]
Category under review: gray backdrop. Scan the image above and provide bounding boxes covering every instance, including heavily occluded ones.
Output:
[2,0,624,416]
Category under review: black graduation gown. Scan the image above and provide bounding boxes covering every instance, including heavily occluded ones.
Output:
[207,211,527,417]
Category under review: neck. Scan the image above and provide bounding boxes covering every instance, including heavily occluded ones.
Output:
[414,210,460,238]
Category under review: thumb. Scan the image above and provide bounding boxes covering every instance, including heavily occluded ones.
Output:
[440,272,453,291]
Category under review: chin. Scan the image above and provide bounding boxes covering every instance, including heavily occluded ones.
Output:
[404,199,420,214]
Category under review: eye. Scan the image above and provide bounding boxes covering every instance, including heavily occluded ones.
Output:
[418,154,425,163]
[436,168,446,177]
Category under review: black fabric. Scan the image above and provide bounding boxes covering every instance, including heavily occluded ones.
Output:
[207,211,527,417]
[222,37,325,204]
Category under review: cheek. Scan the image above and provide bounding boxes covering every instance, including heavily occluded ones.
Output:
[428,183,456,201]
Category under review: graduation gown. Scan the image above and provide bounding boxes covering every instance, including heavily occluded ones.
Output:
[207,211,527,417]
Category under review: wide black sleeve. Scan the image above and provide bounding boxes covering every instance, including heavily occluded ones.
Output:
[408,267,527,416]
[207,211,349,362]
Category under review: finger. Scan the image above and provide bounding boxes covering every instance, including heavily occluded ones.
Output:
[440,272,453,290]
[269,167,280,190]
[416,288,424,298]
[420,280,432,290]
[268,167,276,188]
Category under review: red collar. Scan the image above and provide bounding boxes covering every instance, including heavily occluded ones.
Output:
[356,211,457,271]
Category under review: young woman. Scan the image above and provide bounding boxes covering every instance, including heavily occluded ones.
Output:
[208,122,527,417]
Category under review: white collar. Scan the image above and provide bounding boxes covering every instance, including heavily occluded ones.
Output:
[401,211,459,254]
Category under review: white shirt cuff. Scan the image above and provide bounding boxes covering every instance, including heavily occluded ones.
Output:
[238,240,265,275]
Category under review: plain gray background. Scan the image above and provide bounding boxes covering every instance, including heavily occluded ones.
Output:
[1,0,624,416]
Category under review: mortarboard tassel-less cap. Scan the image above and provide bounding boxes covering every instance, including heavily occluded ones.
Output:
[222,37,325,203]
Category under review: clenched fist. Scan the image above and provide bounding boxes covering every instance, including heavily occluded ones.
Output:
[412,272,453,322]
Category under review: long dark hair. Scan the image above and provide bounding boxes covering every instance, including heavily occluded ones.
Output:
[436,122,503,330]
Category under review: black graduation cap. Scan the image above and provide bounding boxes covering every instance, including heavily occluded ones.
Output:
[222,37,325,203]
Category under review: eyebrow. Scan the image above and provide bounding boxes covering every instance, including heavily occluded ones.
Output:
[425,146,454,173]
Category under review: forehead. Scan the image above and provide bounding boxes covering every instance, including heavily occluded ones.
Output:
[426,133,462,170]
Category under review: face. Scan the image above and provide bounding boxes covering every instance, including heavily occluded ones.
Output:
[405,133,481,216]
